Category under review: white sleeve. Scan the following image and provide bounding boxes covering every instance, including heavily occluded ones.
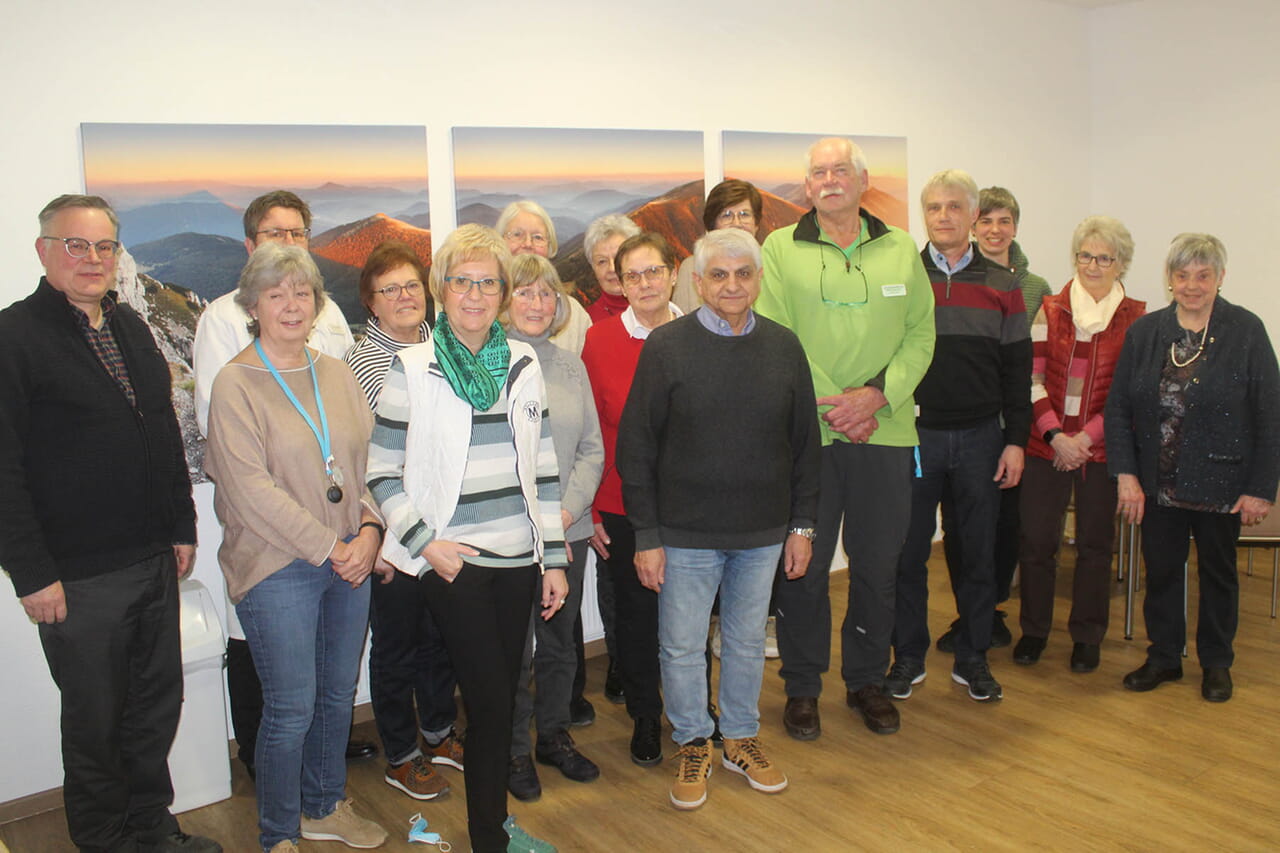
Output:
[193,294,252,437]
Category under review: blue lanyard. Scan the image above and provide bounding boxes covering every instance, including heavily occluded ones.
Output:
[254,340,335,480]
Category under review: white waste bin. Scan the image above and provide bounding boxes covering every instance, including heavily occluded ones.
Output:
[168,578,232,814]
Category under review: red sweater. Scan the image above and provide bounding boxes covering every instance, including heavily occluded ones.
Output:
[586,291,629,324]
[581,315,645,518]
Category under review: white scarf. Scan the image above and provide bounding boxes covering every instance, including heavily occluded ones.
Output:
[1069,277,1125,336]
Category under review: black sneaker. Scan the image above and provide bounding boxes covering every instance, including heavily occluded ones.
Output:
[143,832,223,853]
[569,695,596,727]
[535,730,600,782]
[935,619,959,653]
[952,659,1003,702]
[507,753,542,801]
[883,659,927,699]
[604,658,625,704]
[630,716,662,766]
[991,609,1013,648]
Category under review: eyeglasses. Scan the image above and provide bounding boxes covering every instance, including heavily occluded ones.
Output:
[1076,251,1116,269]
[41,236,121,259]
[444,275,504,296]
[703,267,757,284]
[819,245,869,307]
[256,227,311,242]
[504,229,548,247]
[621,265,671,286]
[373,281,424,299]
[716,209,756,226]
[512,286,558,304]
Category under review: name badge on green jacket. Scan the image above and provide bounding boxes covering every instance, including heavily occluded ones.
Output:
[881,283,907,297]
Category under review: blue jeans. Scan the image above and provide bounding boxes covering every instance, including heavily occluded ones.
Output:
[237,555,371,852]
[659,543,782,745]
[893,419,1002,665]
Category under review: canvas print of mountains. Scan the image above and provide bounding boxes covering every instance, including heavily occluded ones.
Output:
[452,127,704,304]
[723,130,910,232]
[82,123,430,479]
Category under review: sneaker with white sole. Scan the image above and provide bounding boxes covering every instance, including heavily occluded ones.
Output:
[384,755,450,800]
[426,728,465,771]
[670,737,712,810]
[503,814,556,852]
[952,658,1003,702]
[722,736,787,793]
[300,799,388,849]
[884,658,927,699]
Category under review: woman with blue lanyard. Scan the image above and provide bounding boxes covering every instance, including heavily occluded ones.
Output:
[206,243,389,853]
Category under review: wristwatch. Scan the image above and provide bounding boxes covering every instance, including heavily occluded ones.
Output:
[788,527,817,541]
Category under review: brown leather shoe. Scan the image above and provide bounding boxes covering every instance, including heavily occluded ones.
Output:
[782,696,820,741]
[847,684,900,734]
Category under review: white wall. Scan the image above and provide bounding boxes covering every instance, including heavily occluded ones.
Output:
[4,0,1273,806]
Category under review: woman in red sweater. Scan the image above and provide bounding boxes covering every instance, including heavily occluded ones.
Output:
[580,232,682,767]
[1014,216,1144,673]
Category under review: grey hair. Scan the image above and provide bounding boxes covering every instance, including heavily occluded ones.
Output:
[233,243,327,337]
[496,199,559,258]
[38,194,120,236]
[505,253,573,336]
[1071,215,1135,277]
[693,228,761,277]
[805,137,868,178]
[583,214,640,261]
[1165,232,1227,280]
[920,169,979,212]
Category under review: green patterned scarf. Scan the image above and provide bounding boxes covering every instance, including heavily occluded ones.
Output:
[433,311,510,410]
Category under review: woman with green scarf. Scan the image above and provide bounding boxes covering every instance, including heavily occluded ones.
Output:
[367,224,568,853]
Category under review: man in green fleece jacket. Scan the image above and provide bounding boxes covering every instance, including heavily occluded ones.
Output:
[756,137,935,741]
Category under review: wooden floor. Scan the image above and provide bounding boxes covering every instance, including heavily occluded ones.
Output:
[5,545,1279,852]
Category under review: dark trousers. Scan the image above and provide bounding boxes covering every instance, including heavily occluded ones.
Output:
[512,539,588,754]
[421,563,537,853]
[598,511,662,720]
[1139,502,1241,669]
[38,552,182,853]
[894,420,1002,665]
[226,638,263,768]
[369,568,458,764]
[1018,458,1117,643]
[776,442,913,695]
[943,480,1021,604]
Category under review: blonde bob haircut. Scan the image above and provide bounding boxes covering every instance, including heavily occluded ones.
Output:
[429,223,514,313]
[503,253,573,336]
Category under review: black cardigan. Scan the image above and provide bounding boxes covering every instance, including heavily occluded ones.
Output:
[0,279,196,597]
[1104,297,1280,507]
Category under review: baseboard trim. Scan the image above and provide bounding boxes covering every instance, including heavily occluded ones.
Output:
[0,788,63,826]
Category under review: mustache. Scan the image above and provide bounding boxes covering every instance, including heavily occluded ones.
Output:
[819,188,845,199]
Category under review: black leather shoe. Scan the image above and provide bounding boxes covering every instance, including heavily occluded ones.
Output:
[991,609,1012,648]
[1123,661,1183,692]
[345,738,378,761]
[1070,642,1100,673]
[604,658,625,704]
[1201,667,1233,702]
[630,716,662,766]
[536,730,600,782]
[935,619,959,653]
[782,696,820,741]
[846,684,900,734]
[507,753,542,801]
[1013,635,1046,665]
[569,695,596,727]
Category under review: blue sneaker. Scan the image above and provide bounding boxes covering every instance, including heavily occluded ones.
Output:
[503,815,556,853]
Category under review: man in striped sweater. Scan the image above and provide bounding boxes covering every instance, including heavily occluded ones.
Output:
[886,170,1032,703]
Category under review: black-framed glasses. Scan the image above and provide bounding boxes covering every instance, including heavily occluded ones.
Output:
[373,281,425,299]
[255,227,311,242]
[1076,251,1116,269]
[819,244,868,307]
[621,264,671,286]
[41,236,121,259]
[444,275,504,296]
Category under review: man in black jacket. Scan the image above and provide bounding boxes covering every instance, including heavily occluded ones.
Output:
[0,195,219,853]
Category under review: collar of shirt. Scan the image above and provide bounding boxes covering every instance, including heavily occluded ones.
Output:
[928,242,974,276]
[696,304,755,337]
[622,302,685,340]
[68,291,118,332]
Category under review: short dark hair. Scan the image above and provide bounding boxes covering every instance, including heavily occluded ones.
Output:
[703,179,763,232]
[39,194,120,236]
[243,190,312,240]
[359,240,430,316]
[978,186,1021,225]
[614,232,678,279]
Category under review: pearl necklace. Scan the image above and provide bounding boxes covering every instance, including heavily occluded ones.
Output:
[1170,311,1211,368]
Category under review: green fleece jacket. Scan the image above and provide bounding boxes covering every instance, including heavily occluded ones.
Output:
[758,208,935,448]
[1005,240,1052,331]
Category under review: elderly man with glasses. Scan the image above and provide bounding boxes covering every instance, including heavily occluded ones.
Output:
[755,137,934,741]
